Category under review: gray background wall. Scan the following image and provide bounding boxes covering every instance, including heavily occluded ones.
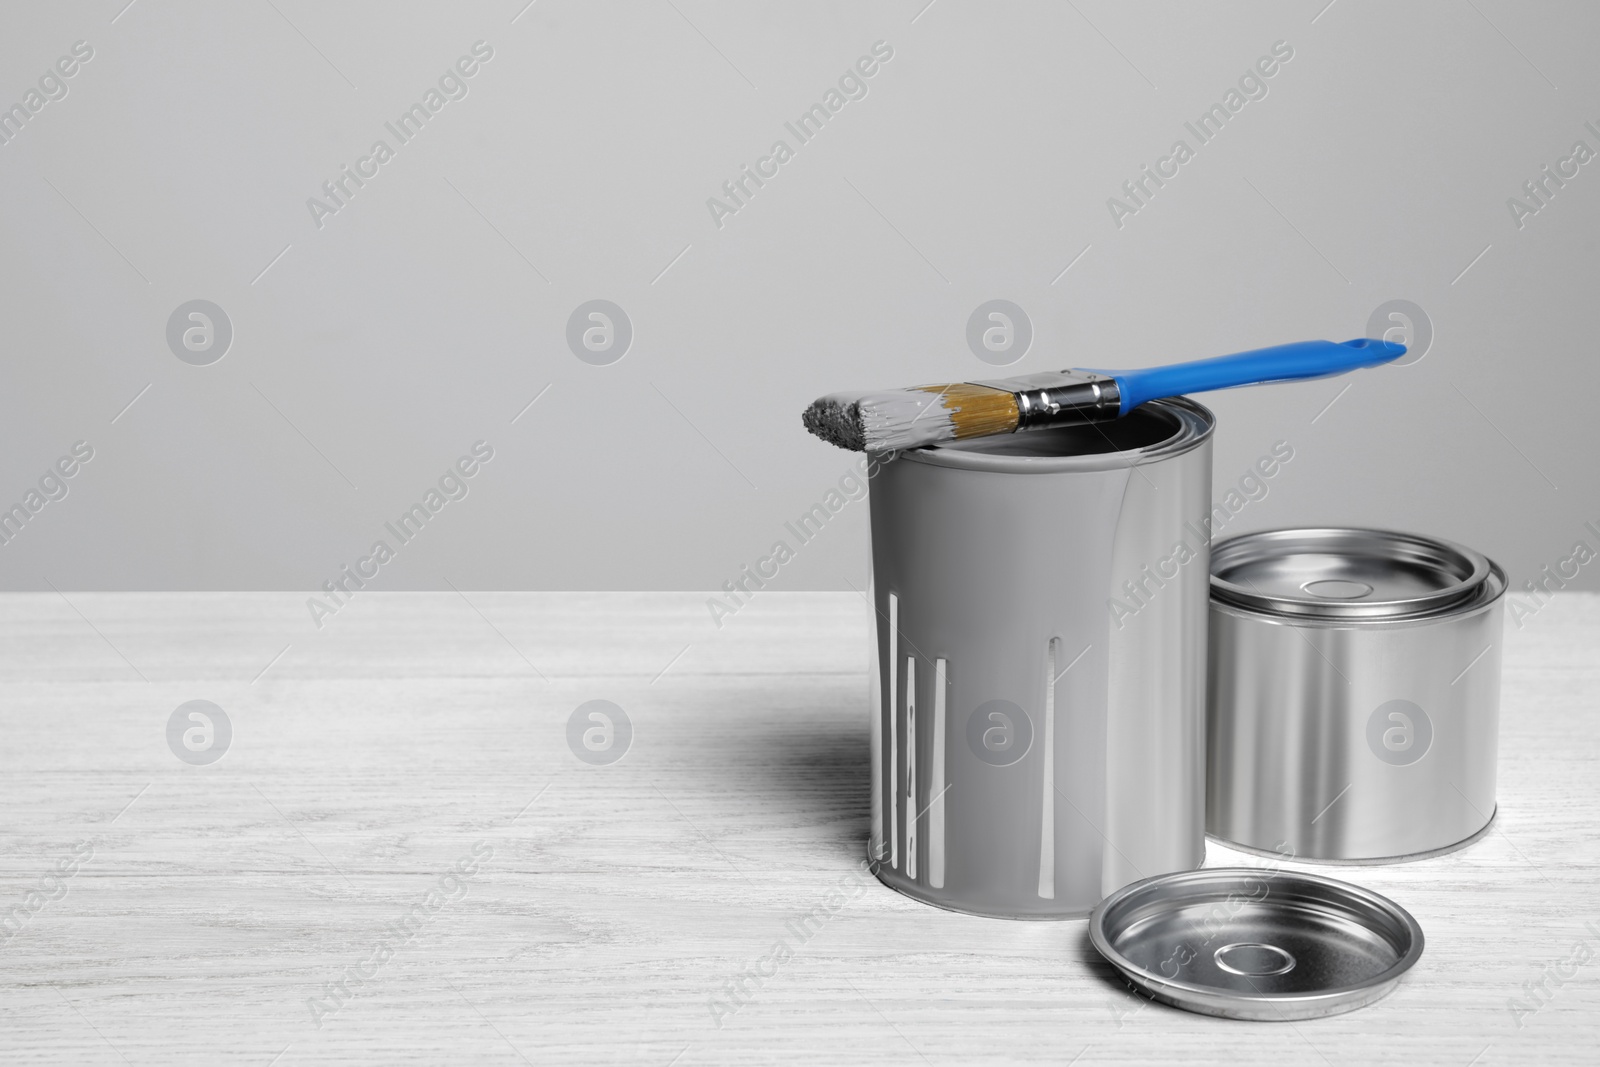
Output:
[2,0,1596,595]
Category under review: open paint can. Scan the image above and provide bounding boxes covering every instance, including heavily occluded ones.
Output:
[866,397,1213,918]
[1206,528,1506,862]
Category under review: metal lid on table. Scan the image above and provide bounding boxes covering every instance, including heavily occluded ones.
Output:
[1088,868,1424,1021]
[1210,527,1494,621]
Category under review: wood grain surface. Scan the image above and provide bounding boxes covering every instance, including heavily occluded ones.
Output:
[0,591,1596,1065]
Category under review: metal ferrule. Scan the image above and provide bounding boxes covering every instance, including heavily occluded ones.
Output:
[981,370,1121,432]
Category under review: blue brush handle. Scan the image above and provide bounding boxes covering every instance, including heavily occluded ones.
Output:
[1094,338,1406,416]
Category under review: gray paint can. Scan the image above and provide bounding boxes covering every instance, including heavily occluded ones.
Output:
[1206,528,1506,862]
[867,398,1214,918]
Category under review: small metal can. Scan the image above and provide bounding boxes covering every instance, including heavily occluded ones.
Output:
[1206,528,1506,862]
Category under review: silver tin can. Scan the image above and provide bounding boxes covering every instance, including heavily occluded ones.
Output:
[1206,528,1506,862]
[868,398,1214,918]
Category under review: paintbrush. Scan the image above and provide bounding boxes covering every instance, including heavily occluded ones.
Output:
[802,338,1406,452]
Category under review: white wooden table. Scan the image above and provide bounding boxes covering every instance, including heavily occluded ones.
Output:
[1,591,1596,1065]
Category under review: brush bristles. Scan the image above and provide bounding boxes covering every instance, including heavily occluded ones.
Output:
[802,383,1019,452]
[802,393,870,451]
[930,384,1021,442]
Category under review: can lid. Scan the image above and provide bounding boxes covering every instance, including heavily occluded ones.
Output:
[1210,528,1494,620]
[1088,868,1424,1021]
